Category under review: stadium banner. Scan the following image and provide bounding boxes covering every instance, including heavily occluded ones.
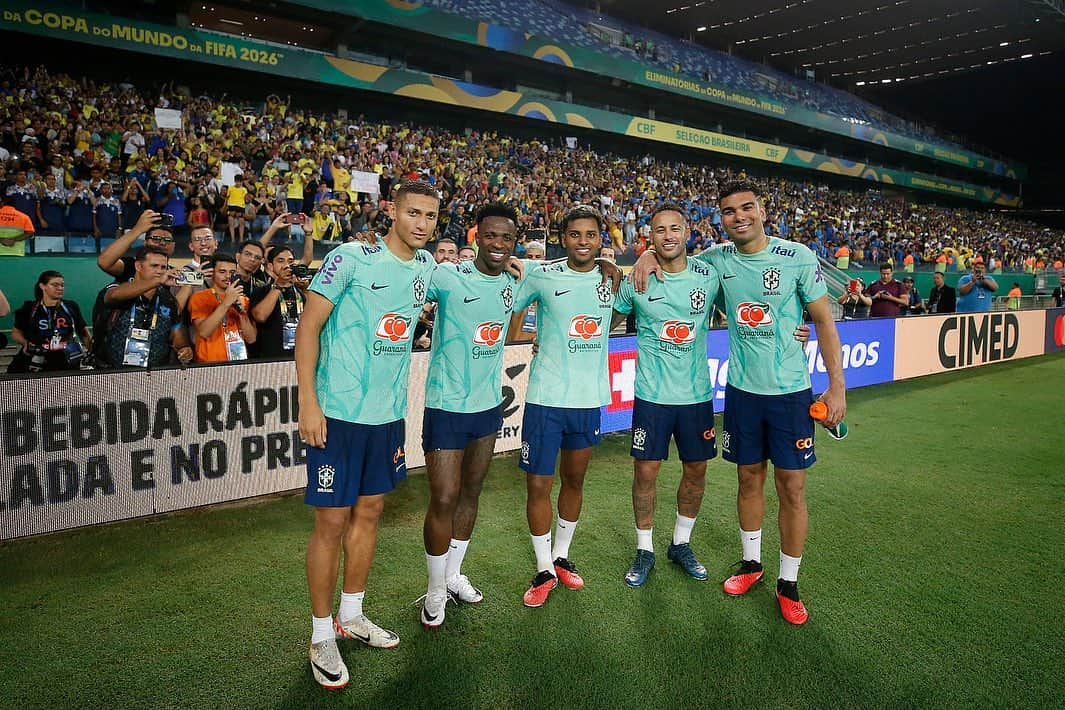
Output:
[0,1,1020,207]
[317,0,1024,181]
[893,311,1046,379]
[0,348,532,540]
[1044,308,1065,354]
[602,318,897,432]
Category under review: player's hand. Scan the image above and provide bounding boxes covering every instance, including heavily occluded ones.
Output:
[793,324,811,343]
[595,258,623,295]
[505,256,524,281]
[176,346,193,364]
[818,386,847,428]
[299,401,328,448]
[629,250,662,293]
[531,338,539,355]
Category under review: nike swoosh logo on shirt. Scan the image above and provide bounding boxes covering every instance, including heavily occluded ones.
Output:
[723,274,738,280]
[464,296,481,303]
[554,290,571,296]
[311,661,343,683]
[648,296,664,302]
[371,283,388,290]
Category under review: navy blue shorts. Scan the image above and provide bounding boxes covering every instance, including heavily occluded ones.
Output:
[630,398,717,462]
[305,417,407,507]
[721,385,816,470]
[519,403,602,475]
[422,404,503,452]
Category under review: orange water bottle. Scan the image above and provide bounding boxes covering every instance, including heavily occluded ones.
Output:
[809,400,848,440]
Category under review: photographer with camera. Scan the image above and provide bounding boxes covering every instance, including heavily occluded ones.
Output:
[97,209,177,281]
[7,270,92,374]
[175,225,219,312]
[187,252,257,363]
[250,245,313,359]
[863,263,907,318]
[836,277,871,320]
[95,247,192,369]
[956,257,998,313]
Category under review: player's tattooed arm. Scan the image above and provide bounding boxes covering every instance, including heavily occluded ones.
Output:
[596,258,623,294]
[630,250,663,293]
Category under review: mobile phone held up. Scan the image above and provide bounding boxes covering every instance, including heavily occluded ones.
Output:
[284,213,307,225]
[847,279,860,294]
[154,212,174,229]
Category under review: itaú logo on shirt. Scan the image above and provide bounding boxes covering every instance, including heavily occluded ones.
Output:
[659,320,696,345]
[568,315,603,340]
[375,313,412,342]
[736,302,774,328]
[473,321,505,347]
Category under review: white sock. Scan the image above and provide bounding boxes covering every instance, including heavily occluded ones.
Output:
[741,528,762,563]
[337,591,364,621]
[673,513,696,545]
[531,532,553,574]
[636,527,654,552]
[311,614,334,645]
[446,538,470,580]
[426,552,448,594]
[552,517,578,560]
[780,551,802,582]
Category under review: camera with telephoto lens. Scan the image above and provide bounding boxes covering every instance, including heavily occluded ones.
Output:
[27,345,47,373]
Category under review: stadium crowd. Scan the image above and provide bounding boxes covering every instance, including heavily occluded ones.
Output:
[1,63,1063,375]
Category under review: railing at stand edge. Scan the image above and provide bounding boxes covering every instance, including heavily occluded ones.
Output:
[817,256,849,320]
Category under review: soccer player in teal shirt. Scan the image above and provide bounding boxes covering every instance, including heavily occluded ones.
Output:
[418,203,521,628]
[612,204,721,586]
[633,181,846,625]
[513,204,616,608]
[615,204,811,588]
[296,180,439,689]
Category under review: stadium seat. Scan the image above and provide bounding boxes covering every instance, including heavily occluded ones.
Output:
[33,236,67,254]
[67,236,98,254]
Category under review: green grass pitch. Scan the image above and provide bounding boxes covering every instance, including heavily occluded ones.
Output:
[2,355,1063,709]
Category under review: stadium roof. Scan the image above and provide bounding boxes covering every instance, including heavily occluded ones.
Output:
[592,0,1065,88]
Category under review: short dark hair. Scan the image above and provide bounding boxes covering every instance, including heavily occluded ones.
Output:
[394,179,440,205]
[211,252,237,268]
[475,201,519,227]
[134,246,169,262]
[650,202,688,224]
[267,245,294,262]
[879,262,892,271]
[435,237,457,249]
[719,180,763,202]
[237,240,264,255]
[561,204,603,233]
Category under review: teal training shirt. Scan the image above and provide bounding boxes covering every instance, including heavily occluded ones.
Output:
[614,258,720,405]
[513,261,615,408]
[309,242,436,424]
[424,261,518,413]
[697,237,826,395]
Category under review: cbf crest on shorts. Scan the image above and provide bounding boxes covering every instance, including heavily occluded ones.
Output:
[317,464,336,493]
